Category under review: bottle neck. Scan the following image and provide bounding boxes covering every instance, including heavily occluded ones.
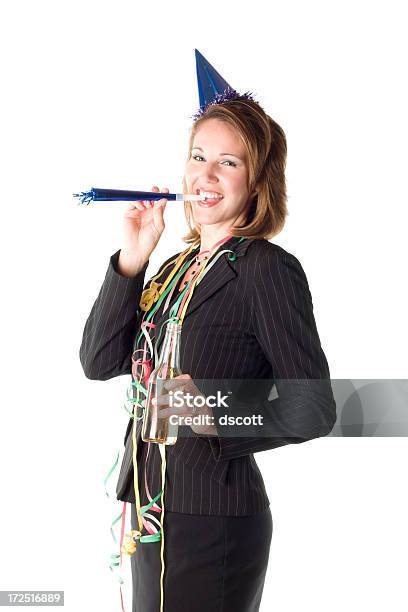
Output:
[157,322,182,371]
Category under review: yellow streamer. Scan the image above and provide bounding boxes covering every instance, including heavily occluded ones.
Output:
[129,242,214,611]
[132,369,144,536]
[140,244,198,311]
[158,443,166,612]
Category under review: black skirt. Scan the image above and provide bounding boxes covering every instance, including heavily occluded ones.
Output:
[130,504,273,612]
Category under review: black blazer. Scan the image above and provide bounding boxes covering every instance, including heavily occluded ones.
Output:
[79,236,336,516]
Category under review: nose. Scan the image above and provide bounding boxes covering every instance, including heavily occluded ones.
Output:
[200,161,220,184]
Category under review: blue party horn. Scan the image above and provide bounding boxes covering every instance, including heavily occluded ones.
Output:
[73,188,202,205]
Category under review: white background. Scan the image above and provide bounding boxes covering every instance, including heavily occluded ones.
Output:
[1,0,407,610]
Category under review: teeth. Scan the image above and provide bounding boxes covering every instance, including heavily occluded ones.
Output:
[198,190,223,199]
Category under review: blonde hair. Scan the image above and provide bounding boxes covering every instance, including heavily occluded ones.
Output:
[181,98,288,245]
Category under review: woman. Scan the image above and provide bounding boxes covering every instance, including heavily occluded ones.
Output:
[80,97,336,611]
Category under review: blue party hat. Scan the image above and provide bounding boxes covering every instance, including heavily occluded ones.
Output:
[195,49,233,109]
[193,49,257,120]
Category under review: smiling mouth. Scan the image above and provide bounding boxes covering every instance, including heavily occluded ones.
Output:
[195,189,224,205]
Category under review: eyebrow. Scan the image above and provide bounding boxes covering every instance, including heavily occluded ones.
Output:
[191,146,244,161]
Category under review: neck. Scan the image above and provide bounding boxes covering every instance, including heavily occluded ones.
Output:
[198,226,233,254]
[198,210,248,253]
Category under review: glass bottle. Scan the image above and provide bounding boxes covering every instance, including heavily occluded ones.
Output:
[141,321,183,444]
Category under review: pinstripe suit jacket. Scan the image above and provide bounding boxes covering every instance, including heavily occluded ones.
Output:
[79,235,336,516]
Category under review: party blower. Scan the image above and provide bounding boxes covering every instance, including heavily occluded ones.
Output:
[73,187,210,205]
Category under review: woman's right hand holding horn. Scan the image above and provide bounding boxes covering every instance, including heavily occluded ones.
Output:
[118,185,168,277]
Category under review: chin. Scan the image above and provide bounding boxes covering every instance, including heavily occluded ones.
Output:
[192,211,222,224]
[192,203,215,215]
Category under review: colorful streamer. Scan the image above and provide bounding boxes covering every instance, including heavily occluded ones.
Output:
[108,235,246,611]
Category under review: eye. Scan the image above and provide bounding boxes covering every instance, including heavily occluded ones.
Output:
[191,155,237,167]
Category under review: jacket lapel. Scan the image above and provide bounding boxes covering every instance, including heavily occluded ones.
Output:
[152,237,254,354]
[179,255,236,319]
[184,236,254,318]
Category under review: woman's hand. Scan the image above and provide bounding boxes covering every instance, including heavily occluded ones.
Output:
[118,185,168,276]
[144,374,217,436]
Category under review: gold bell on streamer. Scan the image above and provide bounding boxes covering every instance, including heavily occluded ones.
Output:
[140,282,162,311]
[122,530,142,556]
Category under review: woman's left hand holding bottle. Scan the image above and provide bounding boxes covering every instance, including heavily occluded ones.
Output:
[144,374,218,436]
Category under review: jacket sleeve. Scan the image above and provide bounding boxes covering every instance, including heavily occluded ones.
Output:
[208,246,337,460]
[79,250,149,380]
